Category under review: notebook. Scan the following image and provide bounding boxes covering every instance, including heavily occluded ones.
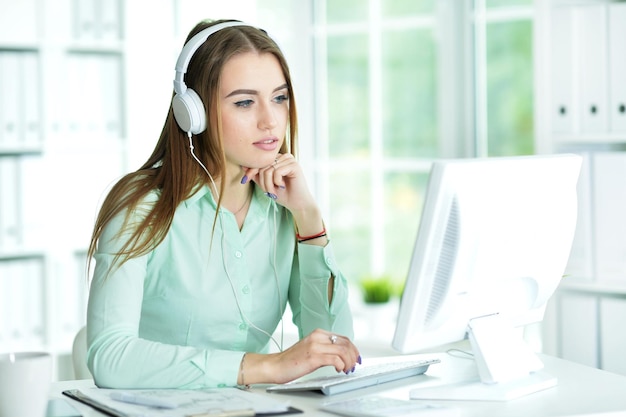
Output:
[267,357,440,396]
[63,387,301,416]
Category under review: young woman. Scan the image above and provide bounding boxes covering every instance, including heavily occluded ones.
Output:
[85,19,360,389]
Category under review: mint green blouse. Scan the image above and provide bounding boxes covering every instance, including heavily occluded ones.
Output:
[86,184,354,389]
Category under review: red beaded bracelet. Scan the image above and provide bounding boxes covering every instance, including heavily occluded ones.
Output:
[296,228,327,243]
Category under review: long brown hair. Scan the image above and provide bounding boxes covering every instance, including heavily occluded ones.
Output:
[87,19,298,276]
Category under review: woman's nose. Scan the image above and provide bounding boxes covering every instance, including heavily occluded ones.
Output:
[258,104,278,130]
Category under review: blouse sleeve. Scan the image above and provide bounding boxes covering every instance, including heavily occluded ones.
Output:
[288,240,354,340]
[86,210,244,389]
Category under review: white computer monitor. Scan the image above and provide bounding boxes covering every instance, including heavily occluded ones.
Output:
[392,153,582,401]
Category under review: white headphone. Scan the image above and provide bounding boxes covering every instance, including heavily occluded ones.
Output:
[176,21,285,351]
[172,21,249,134]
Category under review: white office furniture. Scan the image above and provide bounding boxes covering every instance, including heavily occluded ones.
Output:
[541,1,626,376]
[0,0,127,378]
[49,353,626,417]
[0,0,270,380]
[549,3,626,139]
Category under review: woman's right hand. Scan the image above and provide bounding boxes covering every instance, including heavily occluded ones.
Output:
[241,328,361,385]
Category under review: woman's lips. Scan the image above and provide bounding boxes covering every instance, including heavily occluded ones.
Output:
[253,137,279,151]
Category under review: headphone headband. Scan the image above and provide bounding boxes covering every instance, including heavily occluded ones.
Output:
[173,21,249,95]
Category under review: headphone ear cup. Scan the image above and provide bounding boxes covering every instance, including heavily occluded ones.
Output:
[172,88,206,134]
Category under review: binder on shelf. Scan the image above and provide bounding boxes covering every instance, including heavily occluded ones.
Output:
[1,258,46,351]
[23,258,45,347]
[72,0,123,42]
[101,54,123,139]
[0,52,21,148]
[608,3,626,134]
[7,260,26,349]
[65,53,123,140]
[576,4,608,134]
[599,298,626,375]
[57,251,89,346]
[73,0,97,41]
[100,0,122,41]
[0,262,9,346]
[83,55,104,135]
[0,158,22,249]
[0,51,42,153]
[592,152,626,283]
[558,292,598,369]
[20,52,42,149]
[550,6,574,134]
[65,54,99,137]
[17,155,45,247]
[64,53,84,137]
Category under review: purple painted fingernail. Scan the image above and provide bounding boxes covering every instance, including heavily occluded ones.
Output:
[240,175,248,184]
[351,366,356,373]
[357,355,362,364]
[265,192,278,200]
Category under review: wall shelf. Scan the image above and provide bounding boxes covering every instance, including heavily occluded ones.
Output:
[542,0,626,377]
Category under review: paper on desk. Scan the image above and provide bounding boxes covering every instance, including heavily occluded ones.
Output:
[78,387,291,416]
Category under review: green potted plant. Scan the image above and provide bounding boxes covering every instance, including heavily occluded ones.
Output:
[359,275,395,304]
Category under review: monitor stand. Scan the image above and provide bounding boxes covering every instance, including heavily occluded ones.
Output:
[411,313,558,401]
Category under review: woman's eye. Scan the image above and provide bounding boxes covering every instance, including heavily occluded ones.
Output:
[274,94,289,104]
[235,99,254,108]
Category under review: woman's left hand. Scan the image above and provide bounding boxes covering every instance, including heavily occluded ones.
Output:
[243,153,315,212]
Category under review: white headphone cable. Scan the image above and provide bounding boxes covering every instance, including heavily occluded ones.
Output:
[188,132,220,196]
[220,223,284,352]
[187,132,284,352]
[271,202,284,352]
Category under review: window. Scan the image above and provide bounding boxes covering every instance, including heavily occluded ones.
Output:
[265,0,535,288]
[473,0,535,156]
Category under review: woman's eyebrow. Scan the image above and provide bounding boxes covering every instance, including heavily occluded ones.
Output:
[226,89,257,97]
[225,84,288,98]
[226,89,259,98]
[274,83,289,92]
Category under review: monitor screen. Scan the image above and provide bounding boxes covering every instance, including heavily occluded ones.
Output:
[392,154,582,400]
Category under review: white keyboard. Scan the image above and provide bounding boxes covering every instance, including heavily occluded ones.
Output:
[266,358,440,396]
[320,396,460,417]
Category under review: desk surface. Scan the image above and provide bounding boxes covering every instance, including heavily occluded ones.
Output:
[50,353,626,417]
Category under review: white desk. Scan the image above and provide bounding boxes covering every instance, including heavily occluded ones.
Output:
[50,353,626,417]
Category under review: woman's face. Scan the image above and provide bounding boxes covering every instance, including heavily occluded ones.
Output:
[219,51,289,174]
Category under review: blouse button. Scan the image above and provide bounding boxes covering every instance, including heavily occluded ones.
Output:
[239,322,248,331]
[235,250,243,259]
[242,285,250,294]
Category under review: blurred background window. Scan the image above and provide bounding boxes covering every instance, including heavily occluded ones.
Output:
[307,0,535,288]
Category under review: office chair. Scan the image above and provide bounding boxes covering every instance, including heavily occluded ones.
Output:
[72,326,92,379]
